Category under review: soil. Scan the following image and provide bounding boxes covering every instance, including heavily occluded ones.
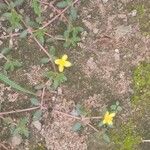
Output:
[0,0,150,150]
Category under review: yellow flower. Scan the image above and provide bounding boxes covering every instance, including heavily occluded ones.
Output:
[55,54,72,72]
[103,111,115,125]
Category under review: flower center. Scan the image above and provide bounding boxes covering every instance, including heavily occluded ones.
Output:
[105,115,112,123]
[59,59,66,66]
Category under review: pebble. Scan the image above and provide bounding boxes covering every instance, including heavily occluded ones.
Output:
[131,10,137,17]
[115,49,119,53]
[15,28,19,32]
[3,32,6,35]
[57,87,62,95]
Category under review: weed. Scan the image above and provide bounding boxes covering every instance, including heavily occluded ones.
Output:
[63,24,83,47]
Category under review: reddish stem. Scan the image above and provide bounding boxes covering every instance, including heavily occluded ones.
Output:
[0,106,40,116]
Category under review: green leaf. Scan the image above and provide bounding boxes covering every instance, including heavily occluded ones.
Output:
[75,104,88,117]
[20,30,28,38]
[53,73,67,89]
[34,29,45,45]
[98,121,103,127]
[30,98,40,106]
[117,106,122,112]
[3,117,14,125]
[31,0,41,17]
[1,47,11,55]
[56,1,68,8]
[49,46,56,56]
[4,61,12,71]
[14,0,24,7]
[40,57,49,64]
[63,25,83,48]
[70,7,77,20]
[9,2,15,9]
[103,133,110,143]
[3,10,22,29]
[0,73,35,95]
[110,105,117,110]
[13,117,29,138]
[72,122,82,132]
[2,12,11,18]
[4,59,22,72]
[116,101,120,106]
[33,110,42,121]
[0,3,8,10]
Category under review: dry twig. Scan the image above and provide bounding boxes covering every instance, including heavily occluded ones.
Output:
[41,0,80,29]
[0,106,40,116]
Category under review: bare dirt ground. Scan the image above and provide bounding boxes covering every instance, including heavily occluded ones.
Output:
[0,0,150,150]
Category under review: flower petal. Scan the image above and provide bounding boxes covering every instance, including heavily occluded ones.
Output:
[110,113,115,117]
[104,111,109,117]
[64,61,71,67]
[55,59,61,65]
[103,120,106,124]
[62,54,68,60]
[108,120,113,125]
[59,65,64,72]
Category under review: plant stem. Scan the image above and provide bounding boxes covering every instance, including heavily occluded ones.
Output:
[142,139,150,142]
[53,110,81,120]
[0,106,40,116]
[0,143,8,150]
[44,32,65,41]
[0,53,9,61]
[40,87,45,109]
[86,123,100,132]
[41,1,68,23]
[41,0,80,29]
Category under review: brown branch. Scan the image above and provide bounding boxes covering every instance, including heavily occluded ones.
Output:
[0,33,20,39]
[53,110,81,120]
[84,116,102,120]
[142,139,150,143]
[40,87,46,109]
[86,123,100,132]
[0,106,40,116]
[41,0,80,29]
[31,34,56,71]
[0,143,8,150]
[41,1,68,23]
[3,0,9,5]
[44,32,65,41]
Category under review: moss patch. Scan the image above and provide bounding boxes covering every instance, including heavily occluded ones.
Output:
[110,122,141,150]
[132,62,150,106]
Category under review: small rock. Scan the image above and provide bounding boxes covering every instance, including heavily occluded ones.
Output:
[114,53,120,61]
[49,13,54,18]
[32,120,42,131]
[115,49,119,53]
[15,28,19,32]
[11,135,22,147]
[131,10,137,17]
[3,32,6,35]
[57,87,62,95]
